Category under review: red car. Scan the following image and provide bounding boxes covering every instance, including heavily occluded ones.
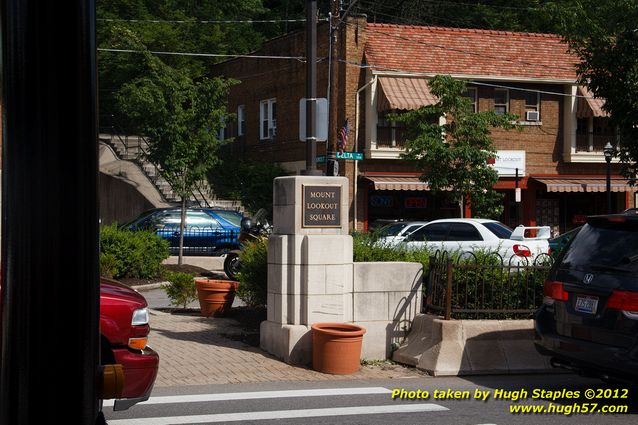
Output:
[99,277,159,411]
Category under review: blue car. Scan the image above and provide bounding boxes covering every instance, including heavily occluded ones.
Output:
[125,207,242,256]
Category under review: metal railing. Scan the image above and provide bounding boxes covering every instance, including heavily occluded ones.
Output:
[150,225,239,256]
[423,251,554,320]
[575,134,617,153]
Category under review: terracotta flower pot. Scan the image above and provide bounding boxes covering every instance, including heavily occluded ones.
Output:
[194,278,239,317]
[311,323,366,375]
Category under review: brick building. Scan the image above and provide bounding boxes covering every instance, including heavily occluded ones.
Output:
[212,18,636,233]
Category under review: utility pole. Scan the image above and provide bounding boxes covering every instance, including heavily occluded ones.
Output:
[302,0,322,176]
[326,0,341,176]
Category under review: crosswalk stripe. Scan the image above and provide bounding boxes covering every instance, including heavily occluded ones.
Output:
[103,387,392,407]
[107,403,449,424]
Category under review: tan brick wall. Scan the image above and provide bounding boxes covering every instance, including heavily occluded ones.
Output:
[212,23,332,165]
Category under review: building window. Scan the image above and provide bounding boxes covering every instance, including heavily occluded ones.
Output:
[376,112,406,148]
[523,91,540,121]
[494,88,509,115]
[237,105,245,136]
[260,99,277,140]
[462,87,477,113]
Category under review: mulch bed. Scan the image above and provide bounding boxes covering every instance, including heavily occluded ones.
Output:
[119,263,225,287]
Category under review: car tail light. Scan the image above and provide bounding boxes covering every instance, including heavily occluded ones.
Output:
[607,291,638,317]
[543,280,569,305]
[513,244,531,257]
[128,337,148,351]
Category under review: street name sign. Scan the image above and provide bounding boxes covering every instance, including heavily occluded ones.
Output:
[336,151,364,161]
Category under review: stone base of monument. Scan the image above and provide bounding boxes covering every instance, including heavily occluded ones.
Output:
[260,321,312,366]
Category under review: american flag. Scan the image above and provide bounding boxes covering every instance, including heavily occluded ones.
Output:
[337,119,349,153]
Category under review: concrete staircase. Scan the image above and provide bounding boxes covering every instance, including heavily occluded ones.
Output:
[99,132,243,211]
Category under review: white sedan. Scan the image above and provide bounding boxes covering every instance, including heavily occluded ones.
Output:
[375,221,429,246]
[396,218,551,264]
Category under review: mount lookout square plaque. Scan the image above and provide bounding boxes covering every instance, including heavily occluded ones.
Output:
[302,185,341,228]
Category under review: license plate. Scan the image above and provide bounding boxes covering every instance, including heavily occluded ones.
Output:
[575,296,598,314]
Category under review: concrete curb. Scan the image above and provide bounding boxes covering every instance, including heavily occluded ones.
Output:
[393,313,554,376]
[131,282,167,292]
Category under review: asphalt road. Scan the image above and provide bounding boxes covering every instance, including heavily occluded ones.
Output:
[104,374,637,425]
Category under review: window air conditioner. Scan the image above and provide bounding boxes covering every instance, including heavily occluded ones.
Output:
[526,111,540,121]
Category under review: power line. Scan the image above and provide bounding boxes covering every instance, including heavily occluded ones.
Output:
[98,48,306,62]
[97,18,327,24]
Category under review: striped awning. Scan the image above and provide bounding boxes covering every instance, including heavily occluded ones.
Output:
[576,86,609,118]
[377,77,438,112]
[533,177,636,193]
[366,176,431,191]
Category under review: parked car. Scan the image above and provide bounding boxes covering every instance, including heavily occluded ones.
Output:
[100,277,159,410]
[124,207,242,255]
[0,275,159,411]
[375,221,428,246]
[548,226,582,258]
[395,218,551,264]
[623,207,638,215]
[534,214,638,385]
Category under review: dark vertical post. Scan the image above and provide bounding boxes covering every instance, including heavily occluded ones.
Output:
[606,162,612,214]
[326,0,340,176]
[445,260,453,320]
[515,167,520,226]
[302,0,322,176]
[1,1,100,424]
[604,141,614,214]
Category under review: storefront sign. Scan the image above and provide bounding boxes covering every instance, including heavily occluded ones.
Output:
[370,195,394,208]
[491,150,526,177]
[572,214,587,225]
[404,197,427,209]
[302,185,341,227]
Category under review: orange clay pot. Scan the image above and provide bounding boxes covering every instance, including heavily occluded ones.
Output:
[194,279,239,317]
[311,323,366,375]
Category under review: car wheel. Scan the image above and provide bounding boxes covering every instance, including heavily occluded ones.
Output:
[224,253,240,280]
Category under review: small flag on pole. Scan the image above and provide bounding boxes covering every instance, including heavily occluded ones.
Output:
[337,118,349,153]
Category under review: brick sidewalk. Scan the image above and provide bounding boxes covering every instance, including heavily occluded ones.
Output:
[148,309,426,387]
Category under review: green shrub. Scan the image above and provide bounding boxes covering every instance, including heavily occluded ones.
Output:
[161,271,196,309]
[352,231,431,270]
[237,237,268,307]
[100,223,170,279]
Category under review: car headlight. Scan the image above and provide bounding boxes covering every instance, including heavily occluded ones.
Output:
[131,308,149,326]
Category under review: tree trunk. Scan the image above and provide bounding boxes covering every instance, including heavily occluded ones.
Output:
[178,197,186,265]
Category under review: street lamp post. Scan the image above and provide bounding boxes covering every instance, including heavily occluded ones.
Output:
[603,141,615,214]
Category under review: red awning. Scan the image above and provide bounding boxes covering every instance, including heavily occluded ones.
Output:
[533,177,636,193]
[377,77,438,112]
[576,86,609,118]
[366,176,431,191]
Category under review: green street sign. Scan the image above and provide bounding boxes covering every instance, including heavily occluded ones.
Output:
[336,151,364,161]
[316,155,326,163]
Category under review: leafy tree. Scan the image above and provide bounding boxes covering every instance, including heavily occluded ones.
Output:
[97,0,267,124]
[357,0,561,33]
[396,75,518,219]
[207,150,289,217]
[115,36,236,264]
[545,0,638,182]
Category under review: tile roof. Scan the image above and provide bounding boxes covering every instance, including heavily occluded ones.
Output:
[364,24,579,81]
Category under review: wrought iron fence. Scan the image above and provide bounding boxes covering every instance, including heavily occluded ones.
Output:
[423,251,554,320]
[152,225,239,256]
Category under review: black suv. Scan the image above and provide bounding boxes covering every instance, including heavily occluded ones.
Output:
[534,214,638,385]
